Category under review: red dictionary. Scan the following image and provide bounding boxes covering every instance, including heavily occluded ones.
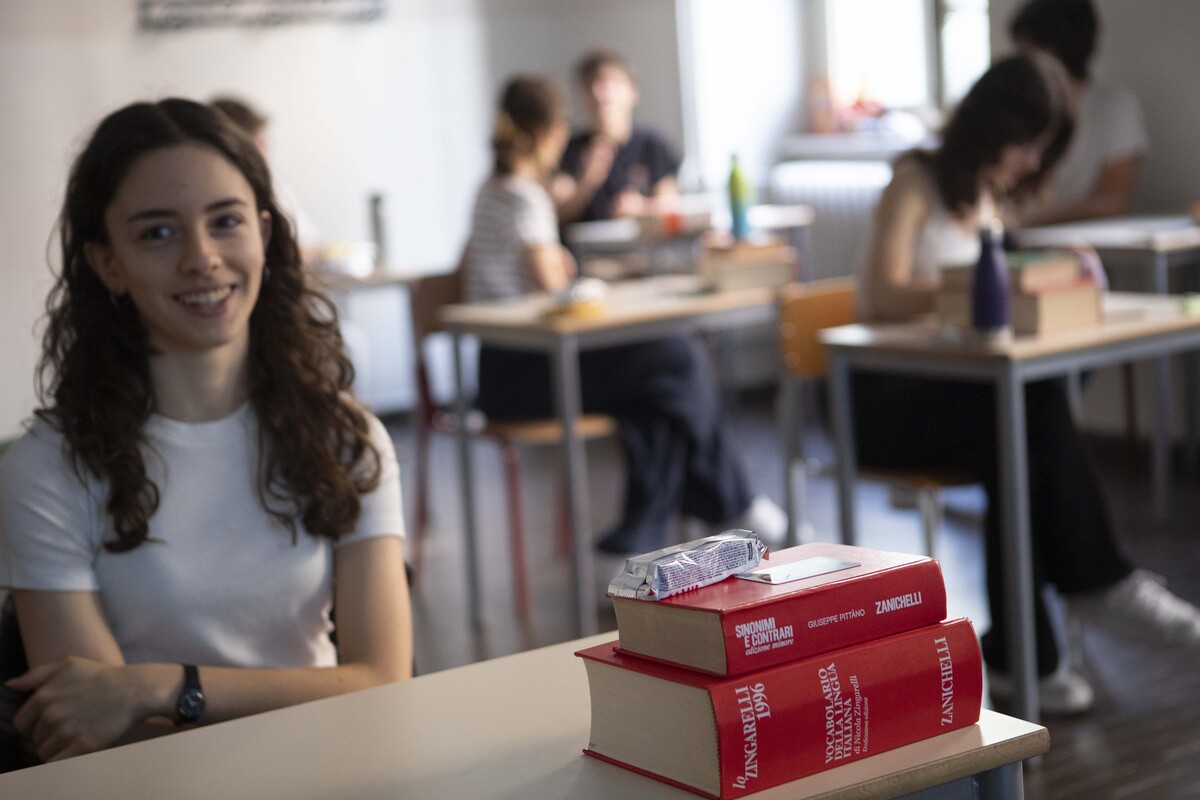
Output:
[611,542,947,676]
[578,618,983,800]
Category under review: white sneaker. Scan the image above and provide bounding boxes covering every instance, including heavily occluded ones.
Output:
[1069,570,1200,646]
[987,665,1094,716]
[728,495,789,548]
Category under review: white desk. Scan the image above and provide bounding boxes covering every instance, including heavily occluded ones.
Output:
[442,277,776,637]
[566,204,814,279]
[1016,215,1200,465]
[0,634,1047,799]
[821,292,1200,724]
[1014,216,1200,287]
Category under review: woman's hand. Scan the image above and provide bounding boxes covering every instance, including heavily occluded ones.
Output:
[579,136,617,191]
[7,657,170,762]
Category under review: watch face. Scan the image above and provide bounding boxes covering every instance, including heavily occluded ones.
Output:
[177,688,206,721]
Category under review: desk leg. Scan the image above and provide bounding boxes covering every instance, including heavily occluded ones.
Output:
[828,352,857,547]
[452,330,483,628]
[1152,354,1173,522]
[551,335,597,637]
[1182,252,1200,471]
[976,762,1024,800]
[779,373,801,548]
[998,373,1039,724]
[1066,370,1083,423]
[1150,251,1175,519]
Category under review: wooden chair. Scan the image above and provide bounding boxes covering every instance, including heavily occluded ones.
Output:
[777,278,973,556]
[408,270,616,618]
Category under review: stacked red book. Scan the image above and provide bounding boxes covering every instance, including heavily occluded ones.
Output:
[577,542,983,799]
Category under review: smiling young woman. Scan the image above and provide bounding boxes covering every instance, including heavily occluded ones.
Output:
[0,99,411,765]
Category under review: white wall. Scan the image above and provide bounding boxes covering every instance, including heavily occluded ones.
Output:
[479,0,684,156]
[683,0,806,195]
[0,0,685,434]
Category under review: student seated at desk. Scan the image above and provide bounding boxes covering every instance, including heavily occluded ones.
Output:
[854,54,1200,716]
[464,75,785,581]
[0,99,411,764]
[553,49,680,224]
[1010,0,1148,225]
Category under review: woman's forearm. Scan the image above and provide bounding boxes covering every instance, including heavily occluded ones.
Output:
[130,660,405,726]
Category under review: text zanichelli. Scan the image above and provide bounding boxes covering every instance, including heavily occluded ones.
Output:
[875,591,923,615]
[933,635,954,726]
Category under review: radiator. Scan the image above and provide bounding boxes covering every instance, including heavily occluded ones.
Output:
[769,160,892,281]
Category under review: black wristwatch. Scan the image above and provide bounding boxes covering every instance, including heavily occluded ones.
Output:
[174,664,206,726]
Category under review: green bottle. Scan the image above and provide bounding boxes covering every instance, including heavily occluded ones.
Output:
[728,154,751,241]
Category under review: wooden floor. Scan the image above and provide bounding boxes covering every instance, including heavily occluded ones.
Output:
[386,385,1200,799]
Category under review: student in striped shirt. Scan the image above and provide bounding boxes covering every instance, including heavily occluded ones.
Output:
[462,75,786,588]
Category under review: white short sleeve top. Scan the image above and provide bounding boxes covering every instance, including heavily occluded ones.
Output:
[1047,82,1149,208]
[464,174,559,302]
[0,405,405,669]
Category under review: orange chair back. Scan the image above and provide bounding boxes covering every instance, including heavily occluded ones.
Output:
[778,278,857,379]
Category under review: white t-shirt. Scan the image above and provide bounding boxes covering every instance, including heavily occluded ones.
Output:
[1046,82,1149,208]
[857,156,993,321]
[464,174,559,302]
[0,404,404,669]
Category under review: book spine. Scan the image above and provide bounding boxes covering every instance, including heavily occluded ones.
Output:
[720,560,947,675]
[712,619,981,799]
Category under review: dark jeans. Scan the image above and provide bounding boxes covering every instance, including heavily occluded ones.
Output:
[852,373,1132,675]
[477,336,752,555]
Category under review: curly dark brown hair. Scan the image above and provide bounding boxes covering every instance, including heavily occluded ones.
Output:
[38,98,380,552]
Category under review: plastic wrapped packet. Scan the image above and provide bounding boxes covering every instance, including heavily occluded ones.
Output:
[607,530,767,601]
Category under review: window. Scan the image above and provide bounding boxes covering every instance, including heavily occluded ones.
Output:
[823,0,989,117]
[826,0,930,112]
[937,0,991,107]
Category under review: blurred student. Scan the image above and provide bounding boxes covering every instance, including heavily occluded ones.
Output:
[211,96,373,386]
[1010,0,1148,224]
[553,49,680,224]
[0,99,411,764]
[855,54,1200,715]
[463,75,785,582]
[211,96,322,263]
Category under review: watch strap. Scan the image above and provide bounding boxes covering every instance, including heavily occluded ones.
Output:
[175,663,205,726]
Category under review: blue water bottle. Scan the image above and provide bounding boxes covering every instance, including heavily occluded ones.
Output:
[971,221,1011,339]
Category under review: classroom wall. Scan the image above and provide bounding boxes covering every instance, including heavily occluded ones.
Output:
[0,0,684,435]
[479,0,684,152]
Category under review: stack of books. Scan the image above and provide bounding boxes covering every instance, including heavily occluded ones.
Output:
[935,249,1101,336]
[576,542,983,799]
[700,240,798,291]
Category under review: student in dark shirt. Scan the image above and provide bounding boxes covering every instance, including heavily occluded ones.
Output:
[554,49,680,224]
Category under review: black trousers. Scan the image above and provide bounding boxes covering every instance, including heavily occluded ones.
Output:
[477,336,752,555]
[852,373,1132,675]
